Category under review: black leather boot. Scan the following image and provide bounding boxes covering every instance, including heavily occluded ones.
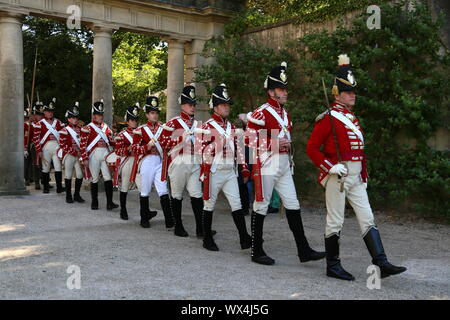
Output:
[65,179,73,203]
[104,180,118,210]
[119,192,128,220]
[55,171,65,193]
[325,233,355,281]
[90,182,99,210]
[251,212,275,265]
[140,196,151,228]
[202,210,219,251]
[191,197,205,237]
[73,178,85,203]
[34,166,41,190]
[286,209,326,263]
[172,198,188,237]
[363,227,407,278]
[160,194,174,229]
[232,209,252,249]
[42,172,50,194]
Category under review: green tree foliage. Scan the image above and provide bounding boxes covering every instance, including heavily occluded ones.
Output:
[196,1,450,219]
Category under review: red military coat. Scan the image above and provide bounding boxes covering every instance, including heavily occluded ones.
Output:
[132,121,163,158]
[79,121,114,162]
[59,123,82,161]
[32,118,65,153]
[24,121,31,151]
[306,101,368,184]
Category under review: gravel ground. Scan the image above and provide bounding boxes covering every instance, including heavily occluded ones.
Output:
[0,184,449,300]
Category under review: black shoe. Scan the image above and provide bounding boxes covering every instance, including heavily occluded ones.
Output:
[90,182,99,210]
[160,194,175,229]
[202,210,219,251]
[172,198,188,237]
[149,210,157,220]
[232,209,252,249]
[65,179,73,203]
[55,171,65,193]
[251,212,275,265]
[140,196,151,228]
[140,220,150,228]
[105,180,118,210]
[203,237,219,251]
[285,209,326,263]
[363,227,407,278]
[119,192,128,220]
[325,234,355,281]
[73,178,85,203]
[42,172,50,193]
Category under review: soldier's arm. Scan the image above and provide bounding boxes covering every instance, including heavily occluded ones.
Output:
[199,123,215,165]
[245,110,269,156]
[159,121,182,150]
[114,134,128,157]
[132,128,146,155]
[234,128,250,177]
[79,126,90,162]
[32,123,43,154]
[306,115,335,174]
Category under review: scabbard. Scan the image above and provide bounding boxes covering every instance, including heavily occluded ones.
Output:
[160,149,169,182]
[252,160,264,202]
[201,165,211,201]
[129,155,140,183]
[113,157,122,187]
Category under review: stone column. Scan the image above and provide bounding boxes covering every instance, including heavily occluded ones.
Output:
[0,12,27,196]
[166,39,185,121]
[92,26,113,126]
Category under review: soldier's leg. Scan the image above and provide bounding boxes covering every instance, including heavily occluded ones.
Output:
[138,156,153,228]
[168,161,190,236]
[73,159,84,203]
[324,174,355,280]
[89,149,102,210]
[99,150,117,210]
[63,155,75,203]
[119,158,133,220]
[41,143,53,193]
[347,179,406,278]
[31,145,41,190]
[49,142,64,193]
[221,171,252,249]
[153,160,174,229]
[186,165,205,237]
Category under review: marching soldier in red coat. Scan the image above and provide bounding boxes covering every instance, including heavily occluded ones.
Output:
[132,97,173,229]
[159,85,210,238]
[246,62,325,265]
[30,101,44,190]
[114,103,140,220]
[32,98,65,194]
[80,100,118,210]
[199,84,252,251]
[24,108,31,186]
[59,102,84,204]
[306,54,407,280]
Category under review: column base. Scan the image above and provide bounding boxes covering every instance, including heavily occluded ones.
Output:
[0,189,29,196]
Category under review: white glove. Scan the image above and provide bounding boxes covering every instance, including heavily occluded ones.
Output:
[24,150,29,158]
[329,163,348,176]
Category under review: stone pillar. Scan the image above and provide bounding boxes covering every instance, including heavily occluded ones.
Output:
[166,39,185,121]
[0,12,27,196]
[185,38,210,121]
[92,26,113,126]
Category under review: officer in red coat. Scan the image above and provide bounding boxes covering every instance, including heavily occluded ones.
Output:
[246,62,325,265]
[306,54,407,280]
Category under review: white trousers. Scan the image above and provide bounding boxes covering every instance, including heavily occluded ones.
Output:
[253,153,300,215]
[324,161,375,237]
[63,154,83,179]
[42,140,61,173]
[119,157,133,192]
[89,147,111,183]
[139,155,168,197]
[203,165,242,212]
[168,154,202,200]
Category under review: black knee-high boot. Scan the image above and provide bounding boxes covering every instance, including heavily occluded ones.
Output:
[191,197,205,237]
[120,192,128,220]
[251,212,275,265]
[171,198,188,237]
[34,166,41,190]
[363,227,407,278]
[231,209,252,249]
[90,182,99,210]
[55,171,65,193]
[65,179,73,203]
[73,178,85,203]
[325,233,355,281]
[140,196,151,228]
[285,209,326,263]
[160,194,174,229]
[104,180,118,210]
[42,172,50,193]
[202,210,218,251]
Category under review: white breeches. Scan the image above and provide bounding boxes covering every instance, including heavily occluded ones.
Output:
[139,155,168,197]
[168,154,202,200]
[42,140,61,173]
[324,161,375,237]
[119,157,133,192]
[63,154,83,179]
[253,153,300,215]
[203,165,242,212]
[89,147,111,183]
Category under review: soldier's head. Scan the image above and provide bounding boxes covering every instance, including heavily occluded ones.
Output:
[24,108,30,121]
[332,54,357,108]
[65,102,80,126]
[265,62,288,105]
[210,84,232,118]
[92,100,105,123]
[42,97,56,119]
[33,101,44,120]
[125,103,140,129]
[179,84,197,116]
[144,96,160,123]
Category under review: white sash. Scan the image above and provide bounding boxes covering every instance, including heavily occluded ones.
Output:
[265,105,291,140]
[40,119,60,145]
[209,120,235,173]
[66,126,80,148]
[177,118,198,144]
[123,131,133,145]
[143,125,163,158]
[87,123,110,153]
[330,110,364,145]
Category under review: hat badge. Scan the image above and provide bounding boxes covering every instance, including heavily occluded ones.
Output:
[151,99,157,107]
[133,108,138,116]
[223,88,229,99]
[99,104,104,111]
[189,89,196,99]
[347,70,355,85]
[73,107,78,114]
[280,70,287,82]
